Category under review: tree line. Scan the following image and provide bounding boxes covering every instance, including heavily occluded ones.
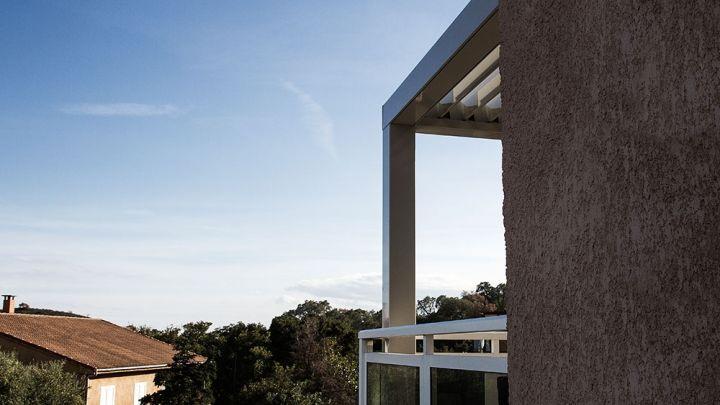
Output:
[133,281,506,405]
[0,281,505,404]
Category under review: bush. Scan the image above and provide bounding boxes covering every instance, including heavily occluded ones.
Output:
[0,351,85,405]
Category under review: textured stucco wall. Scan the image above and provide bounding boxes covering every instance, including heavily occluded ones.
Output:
[500,1,720,403]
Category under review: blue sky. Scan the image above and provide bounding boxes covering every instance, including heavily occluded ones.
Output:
[0,0,504,327]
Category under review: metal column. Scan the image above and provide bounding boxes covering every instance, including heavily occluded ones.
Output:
[382,123,416,354]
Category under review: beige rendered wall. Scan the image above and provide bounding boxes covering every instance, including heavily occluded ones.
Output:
[87,372,160,405]
[500,1,720,403]
[0,334,91,375]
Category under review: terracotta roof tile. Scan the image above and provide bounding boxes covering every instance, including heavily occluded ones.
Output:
[0,314,175,372]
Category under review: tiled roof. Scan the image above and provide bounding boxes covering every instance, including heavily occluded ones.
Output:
[0,314,176,372]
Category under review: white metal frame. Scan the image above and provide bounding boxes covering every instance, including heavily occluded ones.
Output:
[371,1,505,404]
[381,0,502,349]
[359,316,507,405]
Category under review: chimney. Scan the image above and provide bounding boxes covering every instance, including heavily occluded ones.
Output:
[2,295,16,314]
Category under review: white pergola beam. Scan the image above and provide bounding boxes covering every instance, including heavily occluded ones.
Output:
[382,2,500,128]
[415,118,502,140]
[431,46,501,119]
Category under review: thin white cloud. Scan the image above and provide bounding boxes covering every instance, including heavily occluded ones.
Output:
[285,272,482,311]
[283,81,337,159]
[59,103,180,117]
[291,273,380,304]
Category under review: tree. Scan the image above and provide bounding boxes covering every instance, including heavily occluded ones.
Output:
[142,322,215,405]
[25,361,87,405]
[268,312,300,365]
[144,349,214,405]
[295,318,357,404]
[417,296,438,319]
[417,282,506,323]
[242,365,326,405]
[270,301,379,366]
[475,282,506,313]
[141,321,281,405]
[0,352,85,405]
[127,325,182,345]
[212,322,272,403]
[266,301,379,404]
[320,308,380,358]
[133,285,498,404]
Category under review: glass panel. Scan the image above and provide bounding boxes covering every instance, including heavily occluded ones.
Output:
[367,363,419,405]
[431,369,507,405]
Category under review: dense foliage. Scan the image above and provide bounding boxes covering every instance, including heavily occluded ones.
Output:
[0,352,85,405]
[417,282,505,323]
[133,281,505,405]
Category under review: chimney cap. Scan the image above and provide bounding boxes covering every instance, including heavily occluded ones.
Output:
[2,295,16,299]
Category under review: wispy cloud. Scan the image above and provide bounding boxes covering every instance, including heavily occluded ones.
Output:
[59,103,180,117]
[290,273,380,305]
[283,82,337,159]
[285,272,488,310]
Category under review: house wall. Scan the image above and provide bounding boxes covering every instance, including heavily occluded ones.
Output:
[0,334,162,404]
[87,372,160,405]
[500,1,720,404]
[0,334,92,375]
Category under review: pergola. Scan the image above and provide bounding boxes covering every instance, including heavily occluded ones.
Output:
[381,0,501,353]
[359,3,507,403]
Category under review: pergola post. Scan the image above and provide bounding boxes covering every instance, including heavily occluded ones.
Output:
[382,123,416,354]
